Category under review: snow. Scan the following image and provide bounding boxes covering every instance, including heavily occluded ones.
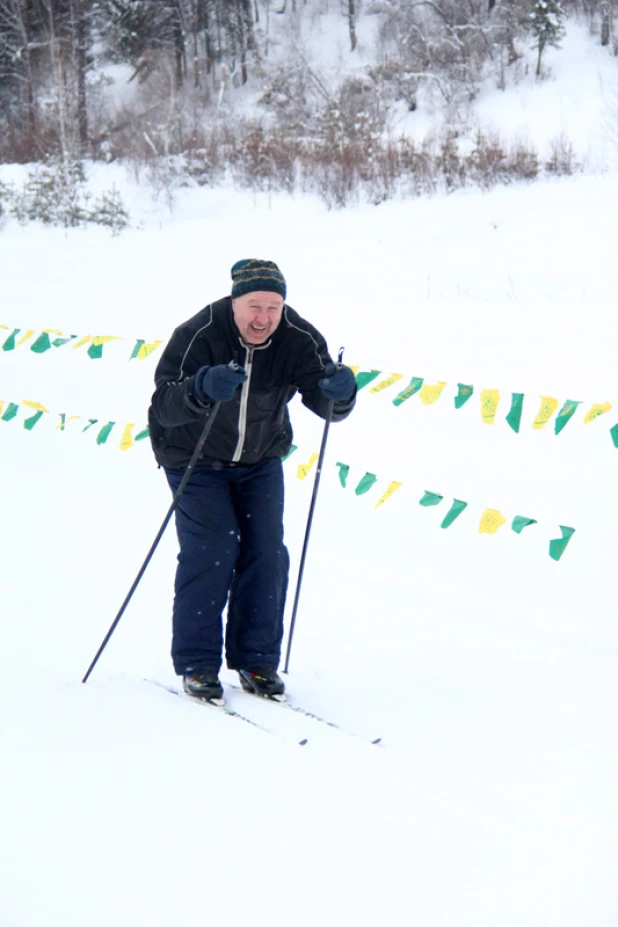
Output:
[2,17,618,927]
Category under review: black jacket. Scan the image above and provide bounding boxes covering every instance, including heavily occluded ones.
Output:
[148,297,356,469]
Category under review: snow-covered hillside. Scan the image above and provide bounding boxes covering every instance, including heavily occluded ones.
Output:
[1,21,618,927]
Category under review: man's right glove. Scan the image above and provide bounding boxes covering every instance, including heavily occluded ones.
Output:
[194,363,247,403]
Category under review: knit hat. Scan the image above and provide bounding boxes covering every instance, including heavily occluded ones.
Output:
[230,259,287,301]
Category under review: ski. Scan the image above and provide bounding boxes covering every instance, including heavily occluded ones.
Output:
[227,683,382,746]
[145,678,276,736]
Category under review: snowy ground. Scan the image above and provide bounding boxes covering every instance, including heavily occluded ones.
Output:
[2,24,618,925]
[2,167,618,926]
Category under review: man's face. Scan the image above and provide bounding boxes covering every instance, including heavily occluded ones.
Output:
[232,291,285,345]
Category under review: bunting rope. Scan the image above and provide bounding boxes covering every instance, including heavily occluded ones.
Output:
[0,396,575,561]
[2,321,616,444]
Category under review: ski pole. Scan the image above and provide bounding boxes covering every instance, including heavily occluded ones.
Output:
[82,400,222,684]
[283,348,344,674]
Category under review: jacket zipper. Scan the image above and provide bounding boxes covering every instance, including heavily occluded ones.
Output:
[232,346,254,462]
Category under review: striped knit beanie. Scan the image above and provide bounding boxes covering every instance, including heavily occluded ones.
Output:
[230,259,287,301]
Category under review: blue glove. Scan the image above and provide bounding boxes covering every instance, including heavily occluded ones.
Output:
[318,363,356,401]
[194,363,247,403]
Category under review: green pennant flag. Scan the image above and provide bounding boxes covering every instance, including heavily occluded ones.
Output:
[52,334,77,348]
[134,427,150,442]
[419,491,443,507]
[611,423,618,448]
[23,410,44,430]
[30,332,52,354]
[454,384,474,409]
[130,339,145,360]
[506,392,524,433]
[1,402,19,422]
[2,328,19,351]
[512,516,537,534]
[281,444,297,461]
[549,525,575,561]
[441,499,468,529]
[96,422,115,444]
[82,419,99,432]
[336,462,350,487]
[393,377,424,407]
[554,400,580,435]
[355,370,381,391]
[355,472,377,496]
[88,342,103,359]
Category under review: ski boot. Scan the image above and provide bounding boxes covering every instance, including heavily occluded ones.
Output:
[238,668,286,701]
[182,670,224,703]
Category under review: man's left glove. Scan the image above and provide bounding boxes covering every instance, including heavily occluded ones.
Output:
[318,363,356,401]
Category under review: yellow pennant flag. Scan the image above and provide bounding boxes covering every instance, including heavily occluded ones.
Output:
[137,340,163,360]
[583,401,612,424]
[370,374,403,394]
[16,330,35,347]
[297,453,319,481]
[533,396,559,430]
[0,401,4,414]
[22,400,49,413]
[479,508,507,535]
[348,366,359,377]
[56,415,82,431]
[73,334,92,349]
[374,481,403,509]
[419,381,447,406]
[480,389,500,424]
[119,423,136,451]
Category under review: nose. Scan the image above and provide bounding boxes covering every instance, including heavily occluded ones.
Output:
[254,308,268,324]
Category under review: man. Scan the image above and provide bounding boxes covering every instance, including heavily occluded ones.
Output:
[148,259,356,702]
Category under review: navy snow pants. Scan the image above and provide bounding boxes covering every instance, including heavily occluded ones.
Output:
[165,457,290,676]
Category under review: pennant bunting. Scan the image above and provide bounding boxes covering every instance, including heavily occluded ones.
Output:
[296,453,318,481]
[1,402,19,422]
[511,516,537,534]
[22,400,49,431]
[479,508,507,535]
[549,526,575,561]
[2,328,20,351]
[87,336,122,360]
[393,377,423,407]
[354,370,381,391]
[532,396,559,430]
[82,419,99,432]
[480,389,500,425]
[454,384,474,409]
[441,499,468,528]
[336,462,350,487]
[611,423,618,448]
[135,427,150,442]
[30,330,64,354]
[506,392,524,433]
[419,381,447,406]
[281,444,297,462]
[355,472,378,495]
[96,422,116,445]
[419,491,443,507]
[375,481,403,509]
[583,402,612,424]
[554,400,580,435]
[130,339,163,360]
[16,330,35,347]
[57,414,82,431]
[119,423,136,451]
[370,373,403,394]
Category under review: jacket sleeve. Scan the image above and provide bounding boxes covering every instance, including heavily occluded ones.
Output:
[150,321,214,428]
[292,324,357,423]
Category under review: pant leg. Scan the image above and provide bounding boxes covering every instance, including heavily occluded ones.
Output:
[225,457,290,671]
[165,466,239,675]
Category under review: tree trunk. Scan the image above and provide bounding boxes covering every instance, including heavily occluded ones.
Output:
[536,40,543,76]
[75,0,88,153]
[348,0,357,51]
[601,2,611,46]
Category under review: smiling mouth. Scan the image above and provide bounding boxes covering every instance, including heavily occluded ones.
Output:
[250,323,267,332]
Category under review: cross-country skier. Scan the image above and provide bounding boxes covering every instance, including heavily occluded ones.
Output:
[148,259,357,702]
